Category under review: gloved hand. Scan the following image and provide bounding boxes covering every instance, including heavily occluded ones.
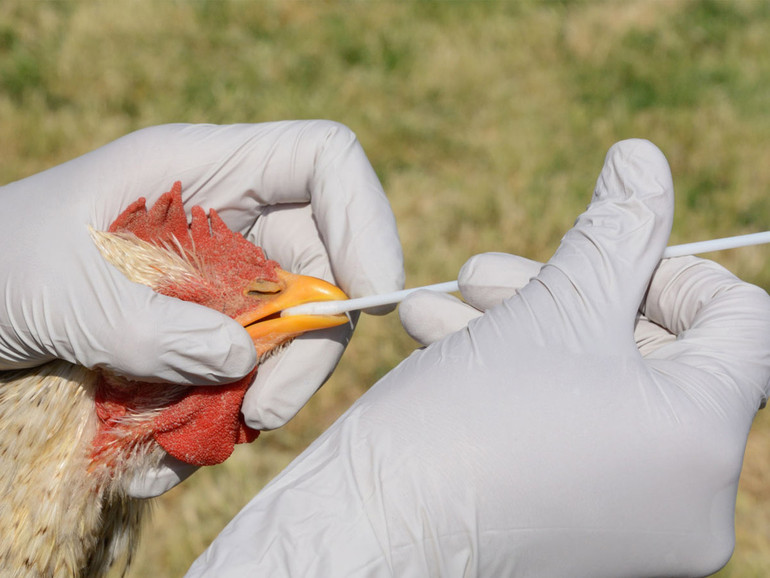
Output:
[186,139,770,578]
[0,121,404,497]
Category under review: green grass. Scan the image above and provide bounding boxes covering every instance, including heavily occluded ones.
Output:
[2,1,770,575]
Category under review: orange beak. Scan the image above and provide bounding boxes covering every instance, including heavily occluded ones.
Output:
[235,269,349,357]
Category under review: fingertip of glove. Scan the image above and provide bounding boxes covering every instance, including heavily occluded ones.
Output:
[188,314,259,383]
[459,252,542,285]
[605,139,668,171]
[458,253,542,310]
[127,455,199,498]
[156,312,257,383]
[399,291,477,347]
[607,138,663,159]
[397,290,436,329]
[208,316,260,380]
[240,397,288,431]
[597,139,673,205]
[241,333,347,430]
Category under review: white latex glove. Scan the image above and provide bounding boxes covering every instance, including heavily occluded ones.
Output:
[186,139,770,578]
[0,122,404,497]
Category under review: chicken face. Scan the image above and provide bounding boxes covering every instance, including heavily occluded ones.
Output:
[100,181,349,358]
[89,182,349,470]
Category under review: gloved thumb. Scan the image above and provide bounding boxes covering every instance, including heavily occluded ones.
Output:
[70,266,257,385]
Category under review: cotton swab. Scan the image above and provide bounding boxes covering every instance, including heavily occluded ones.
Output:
[281,231,770,317]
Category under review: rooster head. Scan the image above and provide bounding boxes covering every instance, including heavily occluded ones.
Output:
[89,182,349,471]
[94,181,348,358]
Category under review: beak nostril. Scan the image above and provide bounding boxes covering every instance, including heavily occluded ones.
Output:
[245,279,284,295]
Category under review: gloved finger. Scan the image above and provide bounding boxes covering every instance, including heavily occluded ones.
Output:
[458,252,543,311]
[532,139,674,349]
[241,323,352,430]
[399,291,482,347]
[127,454,199,499]
[642,256,770,412]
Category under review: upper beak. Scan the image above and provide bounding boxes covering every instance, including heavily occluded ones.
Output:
[235,269,350,357]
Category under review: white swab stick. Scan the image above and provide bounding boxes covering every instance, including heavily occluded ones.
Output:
[661,231,770,258]
[282,231,770,317]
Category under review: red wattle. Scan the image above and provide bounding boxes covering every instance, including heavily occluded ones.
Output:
[150,373,260,466]
[93,369,260,468]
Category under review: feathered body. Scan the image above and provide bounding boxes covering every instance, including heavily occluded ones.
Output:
[0,183,347,576]
[0,363,147,576]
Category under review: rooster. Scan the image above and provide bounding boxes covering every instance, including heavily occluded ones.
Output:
[0,182,349,577]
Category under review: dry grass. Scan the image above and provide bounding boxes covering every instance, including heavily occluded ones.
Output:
[2,1,770,575]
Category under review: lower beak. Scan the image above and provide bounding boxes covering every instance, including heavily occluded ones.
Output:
[235,269,350,357]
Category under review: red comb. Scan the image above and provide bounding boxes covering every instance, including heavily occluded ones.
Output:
[109,182,279,295]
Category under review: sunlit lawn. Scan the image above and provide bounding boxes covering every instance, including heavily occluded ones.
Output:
[2,1,770,575]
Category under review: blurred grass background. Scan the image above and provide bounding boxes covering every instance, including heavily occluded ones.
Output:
[2,0,770,575]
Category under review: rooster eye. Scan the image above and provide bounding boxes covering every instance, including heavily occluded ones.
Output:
[245,279,283,295]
